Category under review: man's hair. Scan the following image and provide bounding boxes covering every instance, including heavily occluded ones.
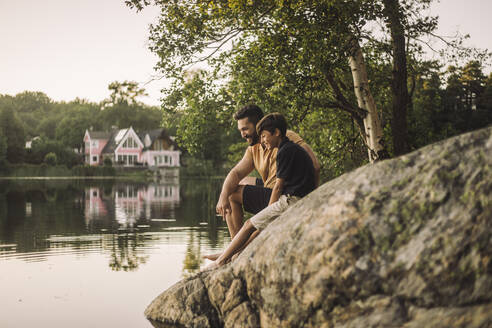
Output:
[256,112,287,137]
[233,104,264,125]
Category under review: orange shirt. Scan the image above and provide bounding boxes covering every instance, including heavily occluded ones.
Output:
[246,130,304,189]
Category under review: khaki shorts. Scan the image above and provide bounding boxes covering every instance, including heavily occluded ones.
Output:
[249,195,300,230]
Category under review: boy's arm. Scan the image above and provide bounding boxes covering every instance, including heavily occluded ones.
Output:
[269,177,284,205]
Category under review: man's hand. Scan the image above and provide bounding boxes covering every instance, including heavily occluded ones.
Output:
[216,195,232,219]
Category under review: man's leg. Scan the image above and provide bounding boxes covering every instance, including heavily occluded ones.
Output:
[239,176,257,185]
[226,185,245,238]
[203,185,245,261]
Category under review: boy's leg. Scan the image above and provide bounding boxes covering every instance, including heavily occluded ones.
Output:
[204,186,272,261]
[205,219,257,269]
[205,196,293,269]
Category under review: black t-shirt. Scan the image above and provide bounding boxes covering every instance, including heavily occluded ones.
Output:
[276,138,315,198]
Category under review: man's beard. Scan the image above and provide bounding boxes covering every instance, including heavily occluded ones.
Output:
[245,133,259,146]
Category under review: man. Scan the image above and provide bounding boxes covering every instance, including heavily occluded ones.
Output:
[205,113,315,269]
[205,104,319,260]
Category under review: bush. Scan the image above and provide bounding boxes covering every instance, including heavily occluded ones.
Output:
[103,157,113,167]
[44,152,57,166]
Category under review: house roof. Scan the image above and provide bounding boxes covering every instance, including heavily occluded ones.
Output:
[97,127,177,154]
[101,129,125,154]
[139,128,180,151]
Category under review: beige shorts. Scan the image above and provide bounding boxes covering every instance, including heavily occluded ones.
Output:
[249,195,300,230]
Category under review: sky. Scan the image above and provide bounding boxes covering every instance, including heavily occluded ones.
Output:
[0,0,491,107]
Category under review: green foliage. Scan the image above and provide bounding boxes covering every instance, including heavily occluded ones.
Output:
[0,102,26,164]
[44,152,57,166]
[26,138,82,168]
[125,0,492,181]
[103,157,113,167]
[0,129,7,167]
[409,60,492,150]
[226,141,248,169]
[71,165,116,177]
[162,70,237,165]
[106,80,148,106]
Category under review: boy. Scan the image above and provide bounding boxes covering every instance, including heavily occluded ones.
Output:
[205,113,315,269]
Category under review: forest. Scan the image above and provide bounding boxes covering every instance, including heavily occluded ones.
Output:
[1,0,492,181]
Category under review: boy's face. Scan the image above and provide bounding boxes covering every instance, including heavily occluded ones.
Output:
[260,129,282,150]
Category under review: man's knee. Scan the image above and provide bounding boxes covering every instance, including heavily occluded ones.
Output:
[229,185,245,204]
[239,176,257,186]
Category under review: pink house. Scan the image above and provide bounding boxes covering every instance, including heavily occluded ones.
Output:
[84,127,180,167]
[84,131,111,165]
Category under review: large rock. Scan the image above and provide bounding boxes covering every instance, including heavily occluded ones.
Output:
[145,126,492,327]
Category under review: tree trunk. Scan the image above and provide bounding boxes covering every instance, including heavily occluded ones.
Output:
[383,0,410,155]
[348,38,385,163]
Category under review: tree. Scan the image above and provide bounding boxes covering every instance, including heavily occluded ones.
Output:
[105,80,148,106]
[44,152,57,166]
[128,0,491,160]
[0,103,25,164]
[0,128,7,166]
[162,70,234,164]
[126,0,392,162]
[55,105,100,151]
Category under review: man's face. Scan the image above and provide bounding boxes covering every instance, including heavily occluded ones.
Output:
[237,117,259,146]
[260,129,281,150]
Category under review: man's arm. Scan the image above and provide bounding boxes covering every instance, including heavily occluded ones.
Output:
[216,149,255,216]
[300,143,320,188]
[269,177,284,205]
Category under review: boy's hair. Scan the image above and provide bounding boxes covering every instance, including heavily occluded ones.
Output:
[233,104,264,125]
[256,112,287,137]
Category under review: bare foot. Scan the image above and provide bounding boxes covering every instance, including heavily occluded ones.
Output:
[202,252,221,261]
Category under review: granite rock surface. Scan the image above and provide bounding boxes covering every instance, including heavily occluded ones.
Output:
[145,126,492,328]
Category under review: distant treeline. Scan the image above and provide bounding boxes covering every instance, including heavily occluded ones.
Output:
[0,81,164,170]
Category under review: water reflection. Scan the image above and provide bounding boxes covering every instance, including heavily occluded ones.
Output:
[0,178,228,274]
[84,183,180,230]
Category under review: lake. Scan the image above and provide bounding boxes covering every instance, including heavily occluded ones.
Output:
[0,177,229,328]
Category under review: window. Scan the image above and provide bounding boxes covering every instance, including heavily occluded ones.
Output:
[164,155,168,164]
[133,155,137,163]
[123,137,138,149]
[129,156,133,164]
[92,156,97,162]
[92,140,98,147]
